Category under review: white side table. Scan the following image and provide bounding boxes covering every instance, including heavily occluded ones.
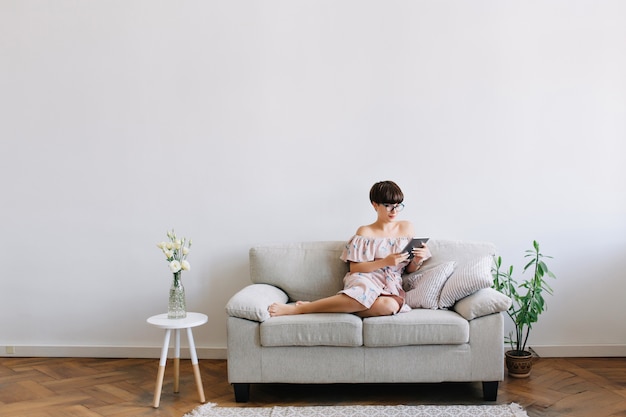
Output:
[147,312,208,408]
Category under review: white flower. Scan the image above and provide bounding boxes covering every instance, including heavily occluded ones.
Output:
[169,260,182,273]
[158,230,192,277]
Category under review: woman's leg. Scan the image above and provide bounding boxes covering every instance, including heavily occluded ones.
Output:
[355,295,401,318]
[268,294,366,317]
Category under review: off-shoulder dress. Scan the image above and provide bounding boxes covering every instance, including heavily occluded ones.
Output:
[339,235,412,313]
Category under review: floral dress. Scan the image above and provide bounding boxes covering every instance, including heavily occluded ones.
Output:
[339,235,412,313]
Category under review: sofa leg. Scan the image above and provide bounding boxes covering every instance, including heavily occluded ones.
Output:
[482,381,498,401]
[233,383,250,402]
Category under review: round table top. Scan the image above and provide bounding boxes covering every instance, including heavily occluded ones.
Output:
[147,312,208,329]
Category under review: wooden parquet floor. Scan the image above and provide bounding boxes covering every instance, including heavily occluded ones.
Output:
[0,356,624,417]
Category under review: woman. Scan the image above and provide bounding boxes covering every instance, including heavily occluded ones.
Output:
[268,180,431,317]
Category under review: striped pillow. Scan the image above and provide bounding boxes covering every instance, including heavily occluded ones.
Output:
[438,256,493,309]
[404,261,456,309]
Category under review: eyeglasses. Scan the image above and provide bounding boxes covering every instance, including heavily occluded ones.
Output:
[382,203,405,212]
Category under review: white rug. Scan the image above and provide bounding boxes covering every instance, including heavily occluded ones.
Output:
[184,402,528,417]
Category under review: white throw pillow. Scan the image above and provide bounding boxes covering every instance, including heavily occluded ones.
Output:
[453,287,512,320]
[225,284,288,322]
[438,256,493,309]
[404,261,456,309]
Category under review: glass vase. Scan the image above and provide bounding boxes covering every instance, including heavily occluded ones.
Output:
[168,272,186,319]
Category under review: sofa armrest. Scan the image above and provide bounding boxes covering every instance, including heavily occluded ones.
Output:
[453,288,512,320]
[226,284,289,322]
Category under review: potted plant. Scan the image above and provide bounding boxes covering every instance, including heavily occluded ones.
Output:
[492,240,556,378]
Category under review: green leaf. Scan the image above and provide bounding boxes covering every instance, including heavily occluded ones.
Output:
[523,259,535,272]
[536,262,546,277]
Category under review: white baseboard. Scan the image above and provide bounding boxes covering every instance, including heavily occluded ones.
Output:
[531,344,626,358]
[0,345,227,360]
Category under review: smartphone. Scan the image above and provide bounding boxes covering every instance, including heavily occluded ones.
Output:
[402,238,430,260]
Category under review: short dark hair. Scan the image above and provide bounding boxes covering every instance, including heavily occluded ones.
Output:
[369,181,404,204]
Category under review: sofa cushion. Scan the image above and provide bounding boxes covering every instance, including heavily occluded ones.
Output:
[250,242,348,302]
[260,313,363,347]
[363,309,469,347]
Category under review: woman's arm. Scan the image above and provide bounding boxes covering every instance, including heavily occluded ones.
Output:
[349,253,410,274]
[404,257,423,274]
[404,244,432,273]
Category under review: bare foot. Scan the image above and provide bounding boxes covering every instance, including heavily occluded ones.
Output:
[268,302,302,317]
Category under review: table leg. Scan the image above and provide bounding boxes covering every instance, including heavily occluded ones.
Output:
[186,327,206,403]
[153,329,171,408]
[174,329,180,393]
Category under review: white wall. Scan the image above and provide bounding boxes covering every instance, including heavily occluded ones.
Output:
[1,1,625,358]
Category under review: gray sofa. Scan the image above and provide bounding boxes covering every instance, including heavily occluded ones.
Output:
[226,239,510,402]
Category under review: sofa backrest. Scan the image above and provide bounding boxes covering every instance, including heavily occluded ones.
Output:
[249,239,496,302]
[420,239,497,273]
[250,241,348,301]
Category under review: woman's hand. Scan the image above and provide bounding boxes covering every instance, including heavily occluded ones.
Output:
[404,244,432,273]
[349,251,413,274]
[384,252,411,267]
[411,244,432,264]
